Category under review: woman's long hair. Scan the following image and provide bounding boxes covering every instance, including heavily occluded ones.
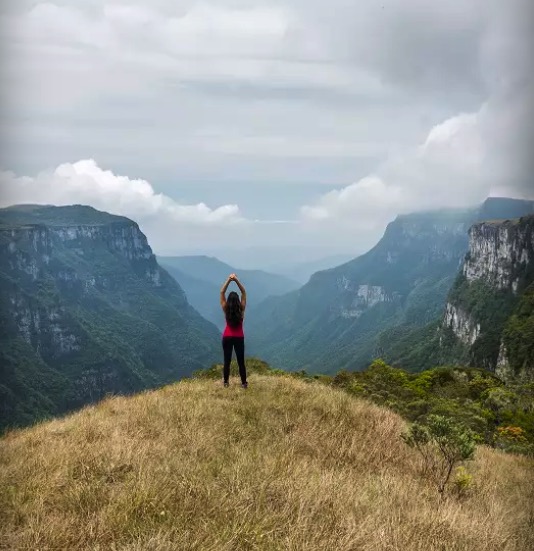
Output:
[225,291,243,327]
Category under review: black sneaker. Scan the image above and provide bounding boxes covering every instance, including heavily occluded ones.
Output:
[241,382,248,389]
[223,382,229,388]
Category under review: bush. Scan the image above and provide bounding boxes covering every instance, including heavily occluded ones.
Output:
[494,425,534,456]
[402,415,476,495]
[329,360,534,456]
[332,369,352,388]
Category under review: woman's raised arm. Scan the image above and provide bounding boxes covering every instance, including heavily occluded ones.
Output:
[220,276,232,309]
[233,276,247,310]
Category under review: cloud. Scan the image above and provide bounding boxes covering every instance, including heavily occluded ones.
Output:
[0,159,242,225]
[300,101,532,246]
[300,0,534,248]
[0,159,303,256]
[1,0,533,261]
[0,0,487,174]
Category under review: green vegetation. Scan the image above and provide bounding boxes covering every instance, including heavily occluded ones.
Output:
[402,415,476,495]
[330,359,534,456]
[503,282,534,374]
[373,321,452,372]
[248,198,534,374]
[0,205,220,432]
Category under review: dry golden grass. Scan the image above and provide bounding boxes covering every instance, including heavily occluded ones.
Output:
[1,375,533,550]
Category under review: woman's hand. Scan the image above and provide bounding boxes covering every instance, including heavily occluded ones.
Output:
[229,273,237,281]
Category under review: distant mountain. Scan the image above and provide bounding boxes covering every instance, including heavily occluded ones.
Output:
[158,255,300,328]
[247,198,534,373]
[478,197,534,221]
[0,204,220,430]
[279,254,355,284]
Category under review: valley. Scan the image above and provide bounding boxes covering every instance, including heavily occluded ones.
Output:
[158,255,299,328]
[1,197,534,432]
[247,198,534,374]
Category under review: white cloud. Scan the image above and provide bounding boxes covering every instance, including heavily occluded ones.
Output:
[301,176,401,223]
[0,159,242,225]
[300,99,533,248]
[299,0,534,249]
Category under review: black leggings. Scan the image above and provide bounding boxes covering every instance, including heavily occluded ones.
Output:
[222,337,247,384]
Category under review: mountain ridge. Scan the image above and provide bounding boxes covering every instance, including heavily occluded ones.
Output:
[0,204,132,227]
[247,197,534,373]
[0,204,220,430]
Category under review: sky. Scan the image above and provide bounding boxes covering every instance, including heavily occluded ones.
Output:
[0,0,533,268]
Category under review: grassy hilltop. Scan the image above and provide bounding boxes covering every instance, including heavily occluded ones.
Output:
[1,368,533,551]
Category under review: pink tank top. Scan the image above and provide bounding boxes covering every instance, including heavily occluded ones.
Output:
[223,320,244,338]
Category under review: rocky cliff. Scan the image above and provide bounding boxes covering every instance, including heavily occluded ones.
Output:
[463,219,533,291]
[0,205,220,430]
[248,197,534,374]
[248,208,475,373]
[442,215,534,379]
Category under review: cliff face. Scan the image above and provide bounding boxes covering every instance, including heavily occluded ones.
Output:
[463,220,533,291]
[335,278,394,319]
[248,209,475,373]
[2,221,170,365]
[5,224,155,288]
[443,302,481,346]
[248,198,534,374]
[0,205,219,430]
[442,216,534,379]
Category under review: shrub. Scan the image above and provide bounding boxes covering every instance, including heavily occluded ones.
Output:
[402,415,476,495]
[494,425,534,456]
[468,373,501,399]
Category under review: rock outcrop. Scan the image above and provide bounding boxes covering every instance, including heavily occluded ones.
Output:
[441,215,534,379]
[463,219,533,291]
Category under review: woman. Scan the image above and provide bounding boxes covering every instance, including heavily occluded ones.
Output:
[220,273,248,388]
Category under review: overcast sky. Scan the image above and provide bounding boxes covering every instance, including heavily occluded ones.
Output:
[0,0,533,266]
